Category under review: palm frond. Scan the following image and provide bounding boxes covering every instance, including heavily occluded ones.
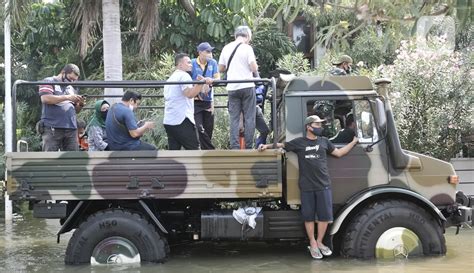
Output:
[71,0,102,59]
[7,0,32,29]
[135,0,160,60]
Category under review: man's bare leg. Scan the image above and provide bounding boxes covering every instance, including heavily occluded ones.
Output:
[305,221,318,249]
[316,221,329,248]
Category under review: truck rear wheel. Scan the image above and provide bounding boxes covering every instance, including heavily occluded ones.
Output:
[341,199,446,259]
[65,209,167,265]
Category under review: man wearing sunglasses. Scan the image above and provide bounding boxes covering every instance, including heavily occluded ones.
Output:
[38,63,85,151]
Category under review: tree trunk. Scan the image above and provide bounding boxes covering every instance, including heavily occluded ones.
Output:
[178,0,195,18]
[102,0,123,104]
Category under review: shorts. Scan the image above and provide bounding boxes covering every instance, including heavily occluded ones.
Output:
[300,188,333,222]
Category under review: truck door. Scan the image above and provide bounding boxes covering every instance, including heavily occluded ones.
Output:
[327,99,390,208]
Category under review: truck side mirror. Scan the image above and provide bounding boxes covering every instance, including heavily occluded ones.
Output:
[375,98,387,132]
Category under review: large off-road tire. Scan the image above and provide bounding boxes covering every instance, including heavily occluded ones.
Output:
[341,199,446,259]
[65,209,167,265]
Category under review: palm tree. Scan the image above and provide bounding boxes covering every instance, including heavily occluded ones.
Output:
[72,0,197,101]
[8,0,197,102]
[72,0,160,102]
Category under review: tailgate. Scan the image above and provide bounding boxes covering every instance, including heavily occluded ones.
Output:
[6,150,282,200]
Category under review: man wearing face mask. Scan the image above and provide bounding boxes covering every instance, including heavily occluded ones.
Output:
[330,55,353,76]
[87,100,110,151]
[38,64,85,151]
[258,115,358,259]
[105,91,156,151]
[191,42,220,150]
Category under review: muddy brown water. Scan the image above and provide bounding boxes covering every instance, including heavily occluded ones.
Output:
[0,209,472,273]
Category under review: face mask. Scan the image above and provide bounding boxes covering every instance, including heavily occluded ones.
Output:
[62,74,75,82]
[311,127,324,136]
[129,104,134,111]
[100,110,108,120]
[345,66,352,74]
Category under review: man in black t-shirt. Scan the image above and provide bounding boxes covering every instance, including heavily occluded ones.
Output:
[258,115,358,259]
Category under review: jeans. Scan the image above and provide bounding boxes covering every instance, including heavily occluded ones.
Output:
[132,141,156,151]
[228,87,256,149]
[42,127,79,151]
[194,109,215,150]
[255,105,270,147]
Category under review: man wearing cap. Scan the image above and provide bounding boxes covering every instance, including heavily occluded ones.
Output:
[258,115,358,259]
[330,54,353,76]
[38,63,86,151]
[218,25,259,149]
[191,42,220,150]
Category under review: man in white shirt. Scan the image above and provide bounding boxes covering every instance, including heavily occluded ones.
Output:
[218,26,259,149]
[164,53,214,150]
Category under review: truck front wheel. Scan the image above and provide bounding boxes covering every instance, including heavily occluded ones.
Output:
[341,199,446,259]
[65,209,167,265]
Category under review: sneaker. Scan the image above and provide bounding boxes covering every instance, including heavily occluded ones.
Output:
[318,245,332,256]
[307,246,323,259]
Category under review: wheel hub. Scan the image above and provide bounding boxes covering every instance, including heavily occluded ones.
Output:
[90,236,141,265]
[375,227,423,259]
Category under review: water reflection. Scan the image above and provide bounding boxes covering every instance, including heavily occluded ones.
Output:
[0,211,472,273]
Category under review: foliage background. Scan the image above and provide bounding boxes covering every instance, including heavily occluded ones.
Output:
[381,39,472,161]
[0,0,472,177]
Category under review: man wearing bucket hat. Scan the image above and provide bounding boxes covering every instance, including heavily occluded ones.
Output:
[191,42,220,150]
[330,54,353,76]
[258,115,358,259]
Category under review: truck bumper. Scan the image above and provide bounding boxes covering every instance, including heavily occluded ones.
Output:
[446,205,473,227]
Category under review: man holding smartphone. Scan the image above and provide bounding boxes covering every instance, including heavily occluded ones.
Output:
[38,64,85,151]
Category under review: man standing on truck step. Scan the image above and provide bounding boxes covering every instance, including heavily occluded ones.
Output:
[38,64,85,151]
[218,25,259,149]
[105,91,156,150]
[258,115,358,259]
[164,53,214,150]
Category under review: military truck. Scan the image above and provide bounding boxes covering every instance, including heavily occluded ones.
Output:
[5,76,472,264]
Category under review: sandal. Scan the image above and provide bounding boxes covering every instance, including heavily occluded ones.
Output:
[307,246,323,259]
[318,245,332,256]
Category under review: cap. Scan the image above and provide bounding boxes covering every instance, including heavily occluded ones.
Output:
[332,55,353,65]
[197,42,214,52]
[304,115,325,125]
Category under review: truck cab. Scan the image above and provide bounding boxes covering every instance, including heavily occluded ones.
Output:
[278,75,471,258]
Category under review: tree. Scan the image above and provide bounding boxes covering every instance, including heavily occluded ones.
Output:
[271,0,467,57]
[102,0,123,103]
[381,38,472,160]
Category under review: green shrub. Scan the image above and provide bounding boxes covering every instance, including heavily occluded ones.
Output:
[276,52,310,75]
[382,38,473,160]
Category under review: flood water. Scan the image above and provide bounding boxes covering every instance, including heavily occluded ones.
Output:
[0,208,473,273]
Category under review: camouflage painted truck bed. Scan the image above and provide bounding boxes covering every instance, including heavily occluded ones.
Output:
[6,150,282,200]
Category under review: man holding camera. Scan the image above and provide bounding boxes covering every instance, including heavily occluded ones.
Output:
[38,64,85,151]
